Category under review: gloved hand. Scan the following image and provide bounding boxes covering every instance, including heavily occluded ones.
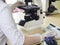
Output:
[29,30,56,43]
[29,30,56,42]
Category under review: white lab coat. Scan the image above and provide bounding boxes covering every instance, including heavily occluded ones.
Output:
[0,0,24,45]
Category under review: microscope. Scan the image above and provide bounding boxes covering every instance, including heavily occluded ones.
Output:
[46,0,57,15]
[18,0,43,30]
[18,0,40,26]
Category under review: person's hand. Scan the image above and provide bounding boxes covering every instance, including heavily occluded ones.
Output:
[24,30,57,45]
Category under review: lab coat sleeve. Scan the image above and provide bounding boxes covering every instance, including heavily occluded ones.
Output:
[0,6,25,45]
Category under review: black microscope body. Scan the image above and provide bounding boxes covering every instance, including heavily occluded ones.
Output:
[48,0,57,13]
[46,0,57,15]
[18,0,40,26]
